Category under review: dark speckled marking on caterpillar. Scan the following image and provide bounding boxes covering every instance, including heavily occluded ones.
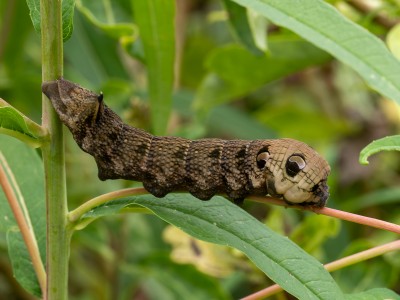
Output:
[42,79,331,207]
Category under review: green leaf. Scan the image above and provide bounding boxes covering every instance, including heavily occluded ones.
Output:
[223,0,266,55]
[0,99,44,148]
[207,41,327,84]
[195,39,330,110]
[76,0,137,39]
[82,194,343,299]
[256,102,349,143]
[230,0,400,105]
[26,0,75,41]
[62,0,75,41]
[0,135,46,296]
[25,0,40,35]
[359,135,400,165]
[7,230,41,297]
[345,288,400,300]
[0,108,35,138]
[131,0,175,135]
[207,105,277,139]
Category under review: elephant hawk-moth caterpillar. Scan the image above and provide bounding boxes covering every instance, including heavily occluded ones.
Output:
[42,79,330,207]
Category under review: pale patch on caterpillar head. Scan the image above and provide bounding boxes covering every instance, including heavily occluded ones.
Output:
[42,78,103,133]
[259,139,330,207]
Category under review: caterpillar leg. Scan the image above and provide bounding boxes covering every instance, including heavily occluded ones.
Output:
[143,181,169,198]
[189,189,215,201]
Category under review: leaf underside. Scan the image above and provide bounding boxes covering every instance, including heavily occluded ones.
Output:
[83,194,343,299]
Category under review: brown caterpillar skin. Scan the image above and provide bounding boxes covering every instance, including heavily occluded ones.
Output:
[42,79,331,207]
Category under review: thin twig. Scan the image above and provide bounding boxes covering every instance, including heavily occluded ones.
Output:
[69,188,400,235]
[0,153,46,295]
[325,239,400,272]
[249,196,400,235]
[68,187,148,223]
[242,240,400,300]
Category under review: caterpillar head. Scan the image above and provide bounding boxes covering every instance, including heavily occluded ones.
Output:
[256,139,330,207]
[42,79,103,134]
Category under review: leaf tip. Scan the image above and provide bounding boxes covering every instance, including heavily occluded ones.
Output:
[359,157,370,165]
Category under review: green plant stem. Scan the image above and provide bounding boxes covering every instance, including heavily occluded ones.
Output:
[40,1,70,299]
[242,239,400,300]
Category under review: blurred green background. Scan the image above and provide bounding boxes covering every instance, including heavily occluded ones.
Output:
[0,0,399,299]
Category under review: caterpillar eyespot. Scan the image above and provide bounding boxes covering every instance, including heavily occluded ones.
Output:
[41,78,331,207]
[286,154,306,177]
[256,152,269,169]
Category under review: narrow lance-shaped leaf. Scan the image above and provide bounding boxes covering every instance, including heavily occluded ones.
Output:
[26,0,75,41]
[0,135,46,297]
[81,194,344,300]
[0,99,45,148]
[131,0,175,135]
[25,0,40,34]
[359,135,400,165]
[230,0,400,105]
[223,0,266,55]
